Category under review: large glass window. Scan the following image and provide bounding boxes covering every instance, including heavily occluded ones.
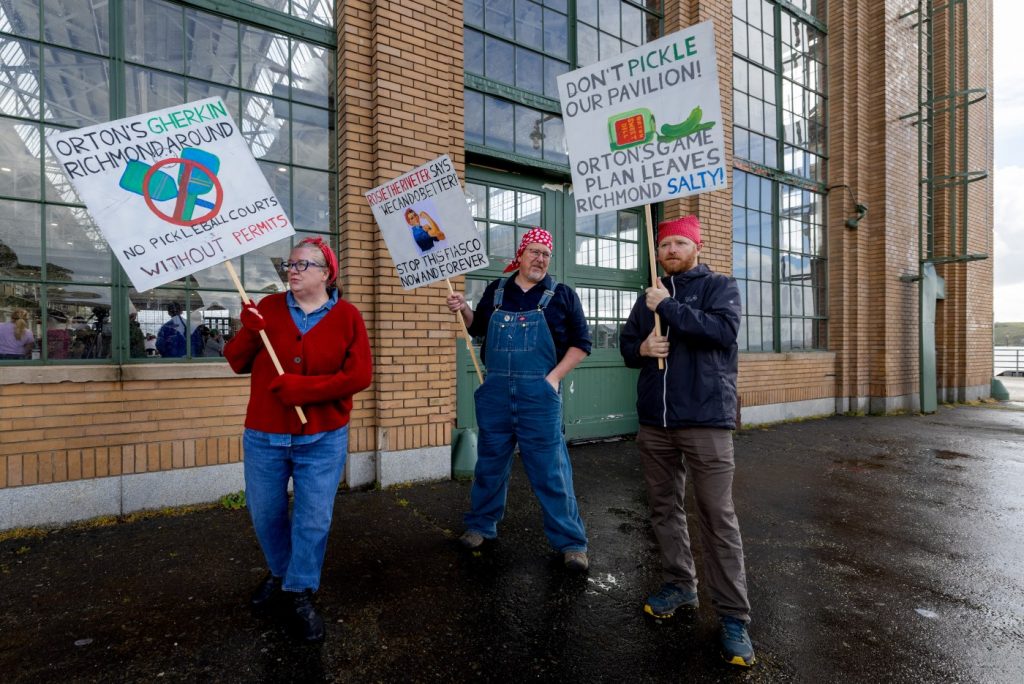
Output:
[465,0,663,168]
[0,0,335,364]
[732,0,827,351]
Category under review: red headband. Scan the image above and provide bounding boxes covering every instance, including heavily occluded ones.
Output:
[298,237,338,284]
[503,227,554,273]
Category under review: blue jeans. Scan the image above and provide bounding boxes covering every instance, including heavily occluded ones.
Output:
[243,426,349,592]
[467,374,588,553]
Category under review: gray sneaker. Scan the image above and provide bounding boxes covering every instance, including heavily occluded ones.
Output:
[459,530,485,549]
[563,550,589,572]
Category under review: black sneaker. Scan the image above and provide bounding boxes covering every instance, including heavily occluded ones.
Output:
[290,590,326,642]
[249,573,282,609]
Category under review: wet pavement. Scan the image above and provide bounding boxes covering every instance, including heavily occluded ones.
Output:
[1,403,1022,683]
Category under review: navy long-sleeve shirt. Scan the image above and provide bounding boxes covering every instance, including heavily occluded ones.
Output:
[468,275,592,363]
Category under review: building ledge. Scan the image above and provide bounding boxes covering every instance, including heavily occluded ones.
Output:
[0,363,241,386]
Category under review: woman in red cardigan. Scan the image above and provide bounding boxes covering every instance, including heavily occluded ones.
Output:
[224,237,372,642]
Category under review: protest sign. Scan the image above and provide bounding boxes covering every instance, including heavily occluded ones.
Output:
[557,21,726,217]
[47,96,294,292]
[365,155,489,290]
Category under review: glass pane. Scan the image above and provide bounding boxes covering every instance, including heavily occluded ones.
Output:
[465,183,486,218]
[0,38,40,119]
[124,0,184,72]
[577,23,598,66]
[291,40,332,108]
[575,235,595,266]
[465,90,483,145]
[576,215,596,235]
[488,187,515,222]
[598,0,619,33]
[44,0,109,54]
[598,238,616,267]
[43,128,82,205]
[45,204,111,283]
[241,94,290,163]
[185,9,239,87]
[0,118,41,200]
[290,0,332,26]
[292,103,330,170]
[620,241,637,270]
[622,4,642,45]
[488,222,514,258]
[597,212,616,237]
[292,167,331,230]
[465,0,484,26]
[619,211,638,241]
[485,35,514,86]
[241,25,289,96]
[54,284,112,359]
[1,0,40,39]
[0,199,40,279]
[515,192,540,225]
[184,80,236,114]
[0,284,38,360]
[125,66,185,116]
[485,0,514,39]
[484,95,513,152]
[258,160,291,222]
[42,47,110,128]
[578,0,597,25]
[543,57,566,99]
[599,31,620,59]
[242,244,287,293]
[465,29,484,76]
[516,48,543,94]
[515,0,543,50]
[542,114,566,165]
[514,104,543,158]
[543,9,567,59]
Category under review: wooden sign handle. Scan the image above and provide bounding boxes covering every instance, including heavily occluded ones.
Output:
[644,204,665,371]
[446,279,484,384]
[224,260,308,424]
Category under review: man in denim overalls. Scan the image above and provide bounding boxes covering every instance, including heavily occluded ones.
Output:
[446,228,591,572]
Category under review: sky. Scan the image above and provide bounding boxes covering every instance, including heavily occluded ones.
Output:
[994,0,1023,321]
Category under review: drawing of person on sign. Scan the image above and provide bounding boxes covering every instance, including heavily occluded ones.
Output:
[404,202,446,254]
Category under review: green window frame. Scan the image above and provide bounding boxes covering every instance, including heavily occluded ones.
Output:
[731,0,828,352]
[0,0,336,365]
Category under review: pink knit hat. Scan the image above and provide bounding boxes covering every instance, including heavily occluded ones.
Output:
[657,215,702,246]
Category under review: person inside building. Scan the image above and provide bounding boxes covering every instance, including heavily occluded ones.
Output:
[0,308,35,359]
[445,227,591,572]
[619,214,753,667]
[202,328,224,357]
[155,302,187,358]
[224,236,372,643]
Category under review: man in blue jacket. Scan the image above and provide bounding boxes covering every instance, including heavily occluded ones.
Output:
[619,214,754,667]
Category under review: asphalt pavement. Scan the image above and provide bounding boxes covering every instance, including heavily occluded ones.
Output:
[1,402,1022,683]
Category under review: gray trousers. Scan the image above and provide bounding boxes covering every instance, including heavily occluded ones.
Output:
[637,424,751,622]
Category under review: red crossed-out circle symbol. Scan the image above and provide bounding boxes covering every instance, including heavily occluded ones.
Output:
[142,157,225,227]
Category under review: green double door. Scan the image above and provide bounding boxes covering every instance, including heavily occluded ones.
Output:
[456,167,649,442]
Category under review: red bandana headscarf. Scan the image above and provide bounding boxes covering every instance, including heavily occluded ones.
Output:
[298,236,338,284]
[503,227,554,273]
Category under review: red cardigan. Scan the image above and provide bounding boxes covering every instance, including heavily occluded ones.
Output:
[224,293,372,435]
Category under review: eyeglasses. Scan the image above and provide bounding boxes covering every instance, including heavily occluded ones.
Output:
[524,248,551,260]
[279,259,326,273]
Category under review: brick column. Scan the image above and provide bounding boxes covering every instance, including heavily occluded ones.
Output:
[336,1,465,486]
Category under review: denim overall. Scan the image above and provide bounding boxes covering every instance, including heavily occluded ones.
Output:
[465,276,588,553]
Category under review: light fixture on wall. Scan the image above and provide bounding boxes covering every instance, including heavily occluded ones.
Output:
[826,184,868,229]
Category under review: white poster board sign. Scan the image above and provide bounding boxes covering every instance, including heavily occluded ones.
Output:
[557,21,727,217]
[47,97,294,292]
[365,155,489,289]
